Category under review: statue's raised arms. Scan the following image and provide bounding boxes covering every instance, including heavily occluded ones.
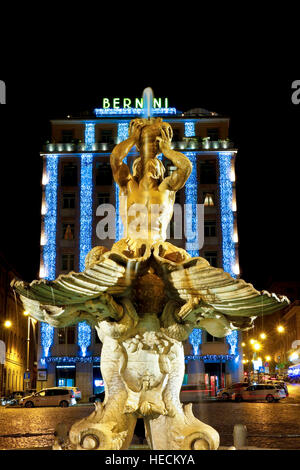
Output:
[110,117,192,243]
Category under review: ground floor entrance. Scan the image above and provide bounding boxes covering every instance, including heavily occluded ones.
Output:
[55,364,76,387]
[204,363,226,396]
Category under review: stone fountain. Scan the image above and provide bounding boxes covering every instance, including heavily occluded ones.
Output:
[12,89,289,450]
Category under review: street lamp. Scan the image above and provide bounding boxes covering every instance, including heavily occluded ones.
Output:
[0,320,12,397]
[23,311,31,390]
[290,352,299,362]
[260,333,267,340]
[277,325,285,333]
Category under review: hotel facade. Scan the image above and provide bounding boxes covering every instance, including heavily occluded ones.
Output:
[37,99,243,401]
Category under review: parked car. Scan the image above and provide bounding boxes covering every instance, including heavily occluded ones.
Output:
[55,386,81,401]
[232,384,286,403]
[89,391,105,403]
[11,391,26,401]
[0,391,26,406]
[19,387,77,408]
[217,382,249,400]
[0,395,16,406]
[265,380,289,396]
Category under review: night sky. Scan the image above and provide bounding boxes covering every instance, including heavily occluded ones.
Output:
[0,69,299,291]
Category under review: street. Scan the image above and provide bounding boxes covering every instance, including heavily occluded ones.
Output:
[0,385,300,450]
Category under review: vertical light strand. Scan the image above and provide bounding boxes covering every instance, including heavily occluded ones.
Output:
[79,154,94,272]
[189,329,202,355]
[85,122,95,151]
[184,152,199,257]
[218,152,236,277]
[226,330,238,355]
[78,123,95,354]
[41,155,58,359]
[43,155,59,280]
[115,122,129,241]
[79,123,95,271]
[78,321,92,357]
[185,121,195,137]
[41,322,54,358]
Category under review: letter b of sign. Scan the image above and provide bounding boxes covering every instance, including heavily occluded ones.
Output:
[0,80,6,104]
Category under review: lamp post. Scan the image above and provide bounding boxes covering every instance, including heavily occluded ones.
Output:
[23,311,31,390]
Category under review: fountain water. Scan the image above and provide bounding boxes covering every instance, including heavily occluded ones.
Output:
[142,87,154,120]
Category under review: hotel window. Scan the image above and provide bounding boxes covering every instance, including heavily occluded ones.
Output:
[56,364,76,387]
[95,162,112,186]
[200,161,216,184]
[207,128,219,141]
[100,129,113,143]
[203,192,214,207]
[204,220,216,238]
[97,192,110,206]
[205,251,218,267]
[205,332,224,343]
[172,129,181,141]
[61,130,74,143]
[58,326,76,345]
[63,193,76,209]
[62,223,75,240]
[61,162,78,186]
[61,253,75,271]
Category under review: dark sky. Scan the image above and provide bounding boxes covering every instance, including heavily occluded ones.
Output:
[0,68,299,290]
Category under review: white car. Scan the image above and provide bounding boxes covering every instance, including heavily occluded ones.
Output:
[232,384,286,403]
[19,388,77,408]
[54,386,81,401]
[217,382,250,400]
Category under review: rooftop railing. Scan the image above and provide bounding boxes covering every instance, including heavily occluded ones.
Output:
[42,139,235,154]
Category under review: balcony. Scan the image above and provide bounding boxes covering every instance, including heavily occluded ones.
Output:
[42,142,116,153]
[42,139,235,154]
[171,138,234,151]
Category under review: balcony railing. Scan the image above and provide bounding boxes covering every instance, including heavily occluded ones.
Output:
[42,139,235,153]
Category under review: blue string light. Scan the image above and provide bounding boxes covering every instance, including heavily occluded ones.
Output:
[43,155,59,281]
[77,123,95,354]
[94,107,177,117]
[41,155,59,358]
[115,122,129,241]
[78,321,92,357]
[189,329,202,355]
[185,355,235,362]
[79,153,94,272]
[226,330,238,355]
[218,152,236,277]
[45,356,101,363]
[184,152,199,257]
[41,322,54,357]
[184,122,195,137]
[85,122,95,151]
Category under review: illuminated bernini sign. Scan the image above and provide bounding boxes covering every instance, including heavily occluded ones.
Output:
[102,97,169,109]
[94,97,176,116]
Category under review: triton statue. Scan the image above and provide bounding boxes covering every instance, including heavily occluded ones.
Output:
[12,113,289,451]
